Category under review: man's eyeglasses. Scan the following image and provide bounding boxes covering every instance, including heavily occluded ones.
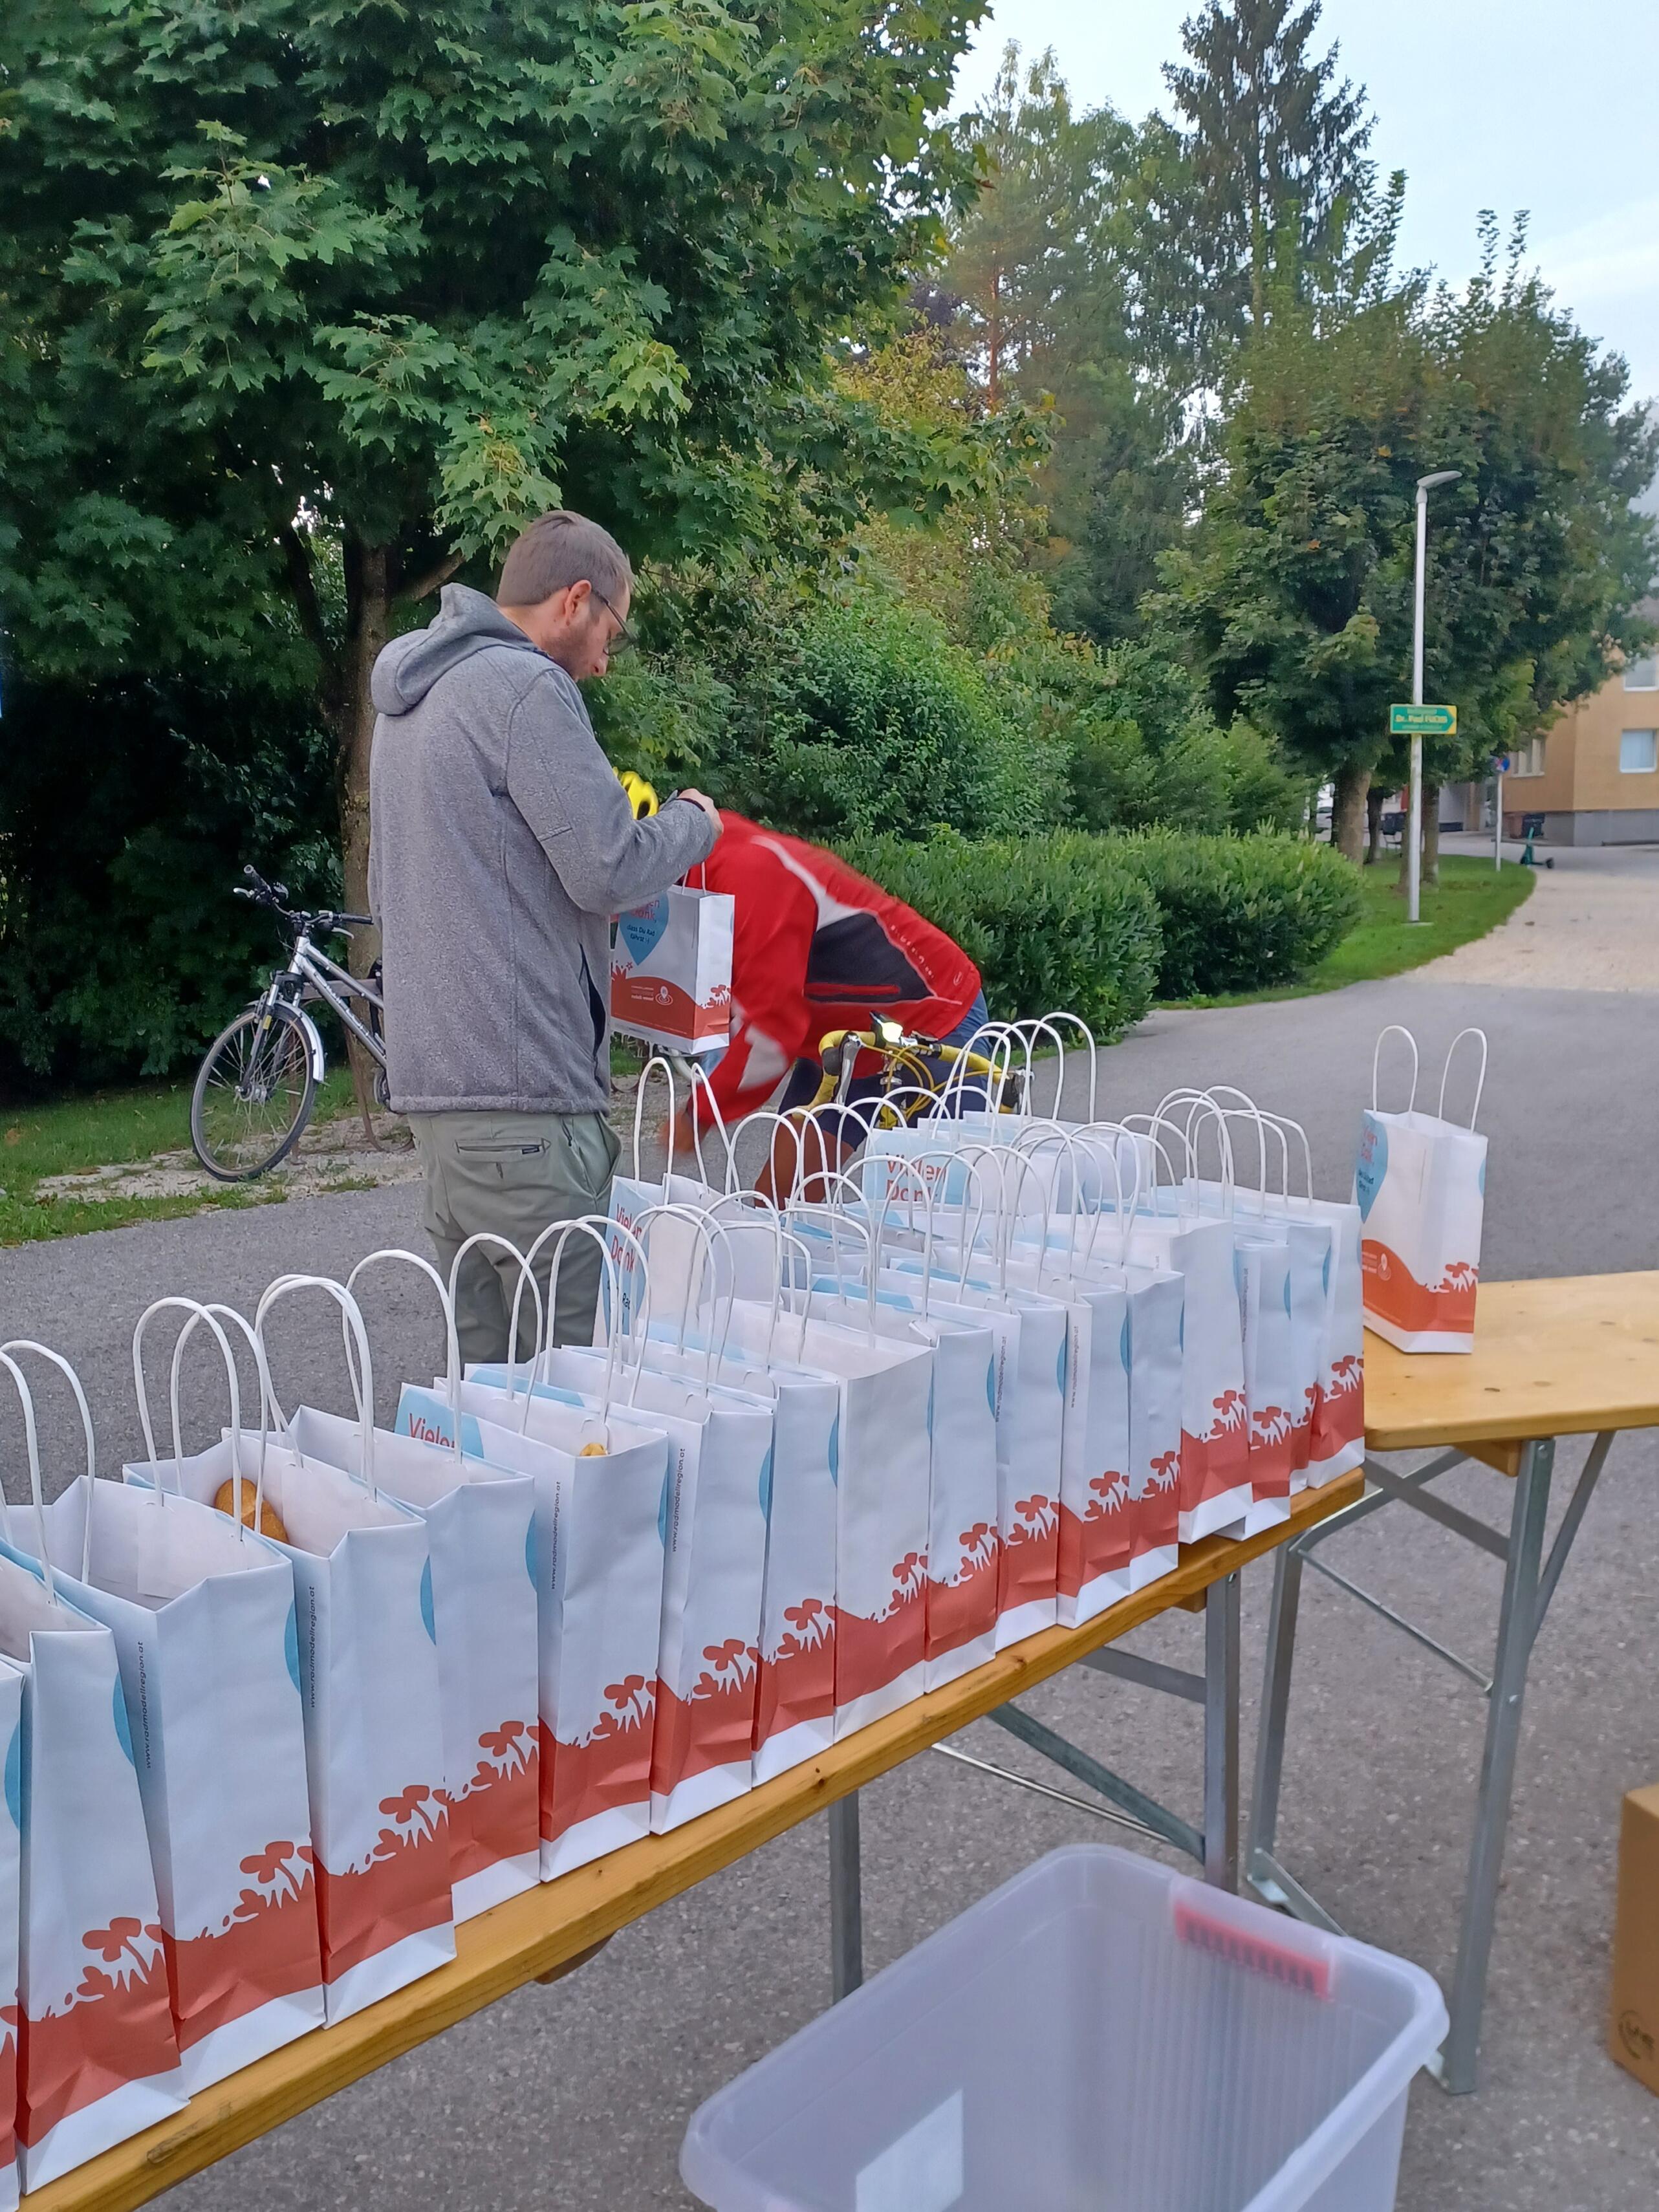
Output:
[592,588,635,653]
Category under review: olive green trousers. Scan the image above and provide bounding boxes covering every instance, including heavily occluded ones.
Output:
[407,1110,622,1365]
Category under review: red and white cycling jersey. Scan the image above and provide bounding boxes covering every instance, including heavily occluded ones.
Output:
[684,814,981,1125]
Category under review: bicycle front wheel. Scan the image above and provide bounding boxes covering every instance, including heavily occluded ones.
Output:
[190,1004,317,1181]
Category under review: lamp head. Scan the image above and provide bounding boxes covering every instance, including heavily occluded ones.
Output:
[1417,470,1461,494]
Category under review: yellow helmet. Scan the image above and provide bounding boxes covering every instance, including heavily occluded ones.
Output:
[618,768,659,820]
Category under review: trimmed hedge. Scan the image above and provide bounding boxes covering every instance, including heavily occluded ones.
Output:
[1111,829,1363,999]
[837,829,1162,1041]
[834,827,1361,1028]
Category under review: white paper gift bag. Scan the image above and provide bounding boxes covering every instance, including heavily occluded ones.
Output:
[611,884,733,1056]
[530,1333,772,1834]
[589,1317,840,1788]
[0,1656,21,2212]
[717,1299,931,1737]
[1306,1197,1365,1482]
[0,1354,182,2191]
[36,1312,325,2094]
[1356,1027,1488,1353]
[273,1250,539,1925]
[442,1225,672,1873]
[1235,1238,1298,1535]
[808,1285,999,1692]
[397,1367,669,1880]
[233,1279,453,2022]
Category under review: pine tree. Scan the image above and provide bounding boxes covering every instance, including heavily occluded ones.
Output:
[1165,0,1374,349]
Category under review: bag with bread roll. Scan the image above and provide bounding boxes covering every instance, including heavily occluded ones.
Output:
[275,1252,539,1926]
[14,1310,325,2100]
[142,1279,454,2022]
[0,1347,184,2192]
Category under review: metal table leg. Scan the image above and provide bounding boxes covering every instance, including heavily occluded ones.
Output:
[1246,1542,1302,1892]
[828,1792,863,2001]
[1204,1572,1241,1889]
[1436,1437,1555,2092]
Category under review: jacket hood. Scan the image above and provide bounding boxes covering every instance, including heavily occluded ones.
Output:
[371,583,545,715]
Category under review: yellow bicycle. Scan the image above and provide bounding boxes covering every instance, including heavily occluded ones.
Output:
[803,1017,1023,1127]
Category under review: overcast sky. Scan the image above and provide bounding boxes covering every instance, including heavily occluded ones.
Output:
[952,1,1659,412]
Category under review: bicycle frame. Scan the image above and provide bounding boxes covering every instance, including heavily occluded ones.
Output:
[262,935,385,1080]
[805,1026,1015,1127]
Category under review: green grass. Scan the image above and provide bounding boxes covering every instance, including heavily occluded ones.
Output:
[1166,854,1534,1008]
[0,1068,360,1246]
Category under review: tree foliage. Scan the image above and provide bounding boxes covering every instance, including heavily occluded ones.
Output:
[1154,219,1658,852]
[0,0,988,907]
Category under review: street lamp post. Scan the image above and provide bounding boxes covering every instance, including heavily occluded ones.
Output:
[1408,470,1460,924]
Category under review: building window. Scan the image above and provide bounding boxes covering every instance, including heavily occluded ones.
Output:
[1507,738,1546,776]
[1624,655,1658,691]
[1620,729,1658,775]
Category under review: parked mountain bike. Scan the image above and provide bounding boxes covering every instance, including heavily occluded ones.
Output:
[190,867,388,1181]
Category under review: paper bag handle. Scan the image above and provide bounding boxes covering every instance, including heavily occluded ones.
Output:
[254,1275,378,1495]
[1372,1025,1420,1112]
[0,1341,97,1589]
[1438,1028,1488,1129]
[515,1216,631,1444]
[0,1350,60,1602]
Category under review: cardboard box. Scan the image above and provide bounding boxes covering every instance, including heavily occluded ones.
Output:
[1609,1783,1659,2091]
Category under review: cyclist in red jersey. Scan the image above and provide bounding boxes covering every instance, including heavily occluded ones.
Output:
[682,812,987,1198]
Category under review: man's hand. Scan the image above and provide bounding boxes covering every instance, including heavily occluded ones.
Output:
[678,788,722,835]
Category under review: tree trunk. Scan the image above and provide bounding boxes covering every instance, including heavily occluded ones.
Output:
[333,540,391,1141]
[988,267,1001,410]
[1422,778,1441,889]
[1330,759,1369,865]
[338,541,390,951]
[1365,782,1383,866]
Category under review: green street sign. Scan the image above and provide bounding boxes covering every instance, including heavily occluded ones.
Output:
[1390,703,1457,736]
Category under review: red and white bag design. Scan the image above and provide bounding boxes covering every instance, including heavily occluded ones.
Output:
[1235,1238,1297,1535]
[446,1297,671,1876]
[1124,1266,1183,1590]
[534,1339,771,1833]
[720,1299,932,1738]
[607,1321,840,1790]
[1305,1198,1365,1482]
[1053,1278,1133,1625]
[808,1283,999,1693]
[1356,1026,1488,1353]
[0,1350,182,2190]
[283,1251,541,1925]
[611,884,734,1056]
[241,1278,453,2022]
[38,1310,323,2095]
[0,1657,21,2212]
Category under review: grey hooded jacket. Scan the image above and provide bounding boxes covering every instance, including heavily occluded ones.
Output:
[367,585,716,1115]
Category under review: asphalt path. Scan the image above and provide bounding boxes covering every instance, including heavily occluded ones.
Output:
[1,926,1656,2209]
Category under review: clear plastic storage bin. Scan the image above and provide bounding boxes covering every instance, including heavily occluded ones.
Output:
[681,1844,1446,2212]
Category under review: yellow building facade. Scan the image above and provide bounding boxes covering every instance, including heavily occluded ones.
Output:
[1497,624,1659,845]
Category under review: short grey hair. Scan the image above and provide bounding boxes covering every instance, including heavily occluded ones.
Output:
[497,510,632,607]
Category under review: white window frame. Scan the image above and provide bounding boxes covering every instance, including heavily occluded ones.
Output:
[1623,653,1658,691]
[1619,728,1658,775]
[1507,738,1546,777]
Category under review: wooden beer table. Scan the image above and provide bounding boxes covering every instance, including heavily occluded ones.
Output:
[1249,1273,1659,2096]
[31,1475,1360,2212]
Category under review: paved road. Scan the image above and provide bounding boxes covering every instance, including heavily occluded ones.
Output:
[1,943,1656,2208]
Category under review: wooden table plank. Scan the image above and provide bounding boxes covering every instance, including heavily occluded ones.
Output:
[1363,1273,1659,1457]
[28,1473,1360,2212]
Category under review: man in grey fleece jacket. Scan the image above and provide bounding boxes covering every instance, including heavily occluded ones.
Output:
[368,510,719,1360]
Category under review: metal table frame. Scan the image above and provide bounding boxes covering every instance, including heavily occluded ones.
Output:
[829,1571,1242,1999]
[1247,1432,1614,2094]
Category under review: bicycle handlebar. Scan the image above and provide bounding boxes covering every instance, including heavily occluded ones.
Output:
[236,867,368,937]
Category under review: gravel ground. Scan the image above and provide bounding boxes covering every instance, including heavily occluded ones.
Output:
[1,891,1656,2210]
